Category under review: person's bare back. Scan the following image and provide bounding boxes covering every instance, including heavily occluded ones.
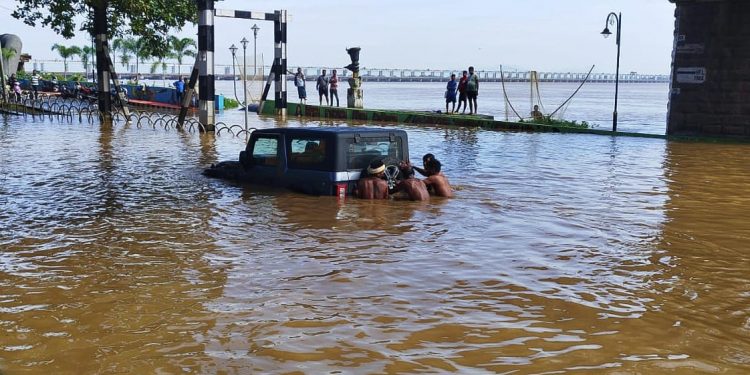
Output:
[424,172,453,197]
[356,177,389,199]
[394,178,430,201]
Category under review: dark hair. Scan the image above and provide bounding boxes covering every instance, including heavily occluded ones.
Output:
[427,159,442,174]
[370,159,384,169]
[401,166,415,178]
[422,153,434,163]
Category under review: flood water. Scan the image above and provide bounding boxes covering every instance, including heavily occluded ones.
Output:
[1,93,750,373]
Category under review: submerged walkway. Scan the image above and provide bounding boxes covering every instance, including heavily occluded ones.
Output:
[258,101,667,139]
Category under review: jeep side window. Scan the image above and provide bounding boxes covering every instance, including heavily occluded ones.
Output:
[288,137,328,170]
[252,137,279,166]
[346,137,403,170]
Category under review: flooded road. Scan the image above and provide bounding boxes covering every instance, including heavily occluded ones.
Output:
[1,113,749,373]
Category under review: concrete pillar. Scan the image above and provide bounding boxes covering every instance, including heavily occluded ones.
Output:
[668,0,750,137]
[198,0,215,130]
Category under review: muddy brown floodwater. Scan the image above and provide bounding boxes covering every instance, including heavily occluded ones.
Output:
[1,112,749,373]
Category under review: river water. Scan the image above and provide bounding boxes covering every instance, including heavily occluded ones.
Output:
[1,84,750,373]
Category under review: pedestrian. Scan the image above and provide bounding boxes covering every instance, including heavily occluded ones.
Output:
[456,70,468,114]
[316,69,329,106]
[8,73,19,101]
[329,69,340,107]
[293,67,306,105]
[30,70,40,99]
[174,76,185,104]
[467,66,479,114]
[445,73,458,114]
[12,80,21,101]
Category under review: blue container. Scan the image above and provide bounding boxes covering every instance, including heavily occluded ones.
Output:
[215,94,224,111]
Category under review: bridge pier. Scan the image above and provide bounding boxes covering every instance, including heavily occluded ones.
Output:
[668,0,750,138]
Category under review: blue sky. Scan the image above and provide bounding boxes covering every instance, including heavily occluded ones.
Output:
[0,0,676,74]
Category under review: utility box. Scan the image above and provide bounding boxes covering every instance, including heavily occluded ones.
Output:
[215,94,224,111]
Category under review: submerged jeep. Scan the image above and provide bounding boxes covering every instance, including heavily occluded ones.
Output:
[204,127,409,196]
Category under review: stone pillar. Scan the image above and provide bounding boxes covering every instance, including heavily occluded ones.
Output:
[345,47,363,108]
[668,0,750,137]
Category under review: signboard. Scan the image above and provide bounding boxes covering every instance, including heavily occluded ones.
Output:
[676,43,705,54]
[676,67,706,84]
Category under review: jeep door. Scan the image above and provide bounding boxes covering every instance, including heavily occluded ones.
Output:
[248,134,285,186]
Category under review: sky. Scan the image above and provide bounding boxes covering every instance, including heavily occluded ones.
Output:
[0,0,676,74]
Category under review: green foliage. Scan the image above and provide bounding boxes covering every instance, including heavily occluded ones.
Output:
[524,117,591,129]
[12,1,197,56]
[51,43,82,77]
[80,45,95,71]
[1,47,17,60]
[169,36,196,75]
[224,97,240,110]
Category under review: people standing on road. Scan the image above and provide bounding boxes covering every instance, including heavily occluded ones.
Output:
[316,69,329,106]
[445,73,458,114]
[31,70,40,99]
[174,76,185,104]
[12,80,21,101]
[8,73,19,101]
[355,160,389,199]
[456,70,468,114]
[467,66,479,115]
[293,67,307,105]
[329,69,340,107]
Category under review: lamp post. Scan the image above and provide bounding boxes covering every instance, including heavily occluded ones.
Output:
[251,24,259,79]
[240,37,249,131]
[601,12,621,132]
[229,44,240,105]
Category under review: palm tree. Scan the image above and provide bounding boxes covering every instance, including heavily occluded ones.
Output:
[120,37,147,75]
[169,36,196,75]
[111,38,124,67]
[80,45,95,80]
[51,44,82,79]
[150,53,174,86]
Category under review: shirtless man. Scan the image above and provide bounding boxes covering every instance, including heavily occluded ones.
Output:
[355,160,389,199]
[422,159,453,197]
[413,153,435,177]
[392,166,430,201]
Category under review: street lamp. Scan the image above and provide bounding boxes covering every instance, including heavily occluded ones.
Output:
[251,24,260,79]
[229,44,240,105]
[240,37,249,131]
[601,12,621,132]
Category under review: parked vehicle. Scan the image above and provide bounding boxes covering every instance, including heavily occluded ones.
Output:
[204,127,410,196]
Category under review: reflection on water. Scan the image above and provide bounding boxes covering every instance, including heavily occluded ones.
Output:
[1,114,749,373]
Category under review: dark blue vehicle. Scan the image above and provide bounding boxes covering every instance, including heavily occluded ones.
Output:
[205,127,410,196]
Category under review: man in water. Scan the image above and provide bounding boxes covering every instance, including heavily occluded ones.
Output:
[392,166,430,201]
[422,159,453,197]
[355,160,389,199]
[413,153,436,177]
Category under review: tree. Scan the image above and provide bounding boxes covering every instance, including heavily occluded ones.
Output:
[80,45,95,79]
[12,0,197,118]
[12,1,197,57]
[111,38,123,67]
[51,44,82,79]
[169,36,196,75]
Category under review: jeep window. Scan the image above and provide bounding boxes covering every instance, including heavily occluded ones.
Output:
[252,136,279,166]
[287,137,328,170]
[346,137,403,170]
